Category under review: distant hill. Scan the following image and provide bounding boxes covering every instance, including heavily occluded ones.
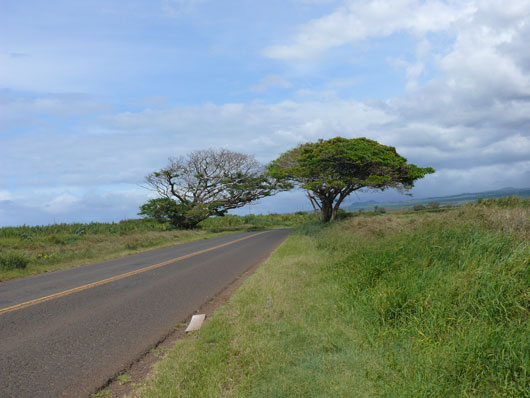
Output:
[344,187,530,211]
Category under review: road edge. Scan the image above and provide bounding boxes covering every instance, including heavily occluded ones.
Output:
[93,230,290,398]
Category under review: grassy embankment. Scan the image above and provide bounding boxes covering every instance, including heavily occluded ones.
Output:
[0,213,314,281]
[132,196,530,397]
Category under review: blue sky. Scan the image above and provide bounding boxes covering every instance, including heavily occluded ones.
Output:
[1,0,530,226]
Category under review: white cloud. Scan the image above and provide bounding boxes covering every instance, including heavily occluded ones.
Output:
[388,58,425,91]
[263,0,474,61]
[0,191,13,201]
[0,92,110,130]
[2,83,529,225]
[2,0,530,226]
[0,188,153,226]
[43,193,82,214]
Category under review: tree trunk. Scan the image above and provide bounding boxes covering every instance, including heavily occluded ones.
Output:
[329,190,352,222]
[330,206,338,221]
[320,199,333,222]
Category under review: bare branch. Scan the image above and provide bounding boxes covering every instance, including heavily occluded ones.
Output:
[140,148,286,228]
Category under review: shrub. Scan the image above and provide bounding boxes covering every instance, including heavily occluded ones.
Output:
[412,204,426,211]
[0,251,29,270]
[19,231,33,241]
[48,234,66,245]
[335,208,352,220]
[476,195,530,208]
[427,201,440,209]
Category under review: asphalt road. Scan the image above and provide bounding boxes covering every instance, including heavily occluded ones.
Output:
[0,229,290,398]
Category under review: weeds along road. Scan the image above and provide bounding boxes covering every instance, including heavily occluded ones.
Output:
[0,229,290,398]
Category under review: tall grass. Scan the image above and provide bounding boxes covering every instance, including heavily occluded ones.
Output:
[316,197,530,397]
[0,219,170,240]
[133,197,530,398]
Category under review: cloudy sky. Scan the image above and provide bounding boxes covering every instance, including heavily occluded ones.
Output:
[1,0,530,226]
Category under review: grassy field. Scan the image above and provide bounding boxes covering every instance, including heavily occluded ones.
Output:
[0,213,314,281]
[131,196,530,397]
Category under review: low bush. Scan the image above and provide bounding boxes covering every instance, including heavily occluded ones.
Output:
[476,195,530,208]
[0,251,29,270]
[427,201,440,209]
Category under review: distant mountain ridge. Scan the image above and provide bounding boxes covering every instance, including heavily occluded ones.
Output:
[344,187,530,211]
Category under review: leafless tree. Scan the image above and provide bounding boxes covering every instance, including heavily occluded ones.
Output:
[141,149,285,228]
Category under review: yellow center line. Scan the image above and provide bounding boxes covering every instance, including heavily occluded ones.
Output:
[0,231,268,316]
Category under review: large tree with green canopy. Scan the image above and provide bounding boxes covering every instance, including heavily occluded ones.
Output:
[267,137,435,222]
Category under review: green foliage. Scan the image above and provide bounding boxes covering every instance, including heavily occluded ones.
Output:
[412,204,426,211]
[268,137,434,222]
[0,219,192,280]
[116,374,132,385]
[373,205,386,214]
[139,200,316,230]
[270,137,433,191]
[321,205,530,397]
[0,219,169,240]
[334,208,353,220]
[0,251,29,270]
[139,198,210,229]
[137,201,530,398]
[476,195,530,208]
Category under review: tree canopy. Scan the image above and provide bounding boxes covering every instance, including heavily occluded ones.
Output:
[267,137,435,222]
[140,149,284,228]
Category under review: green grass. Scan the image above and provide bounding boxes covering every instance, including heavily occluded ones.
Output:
[91,389,111,397]
[117,374,132,385]
[0,213,314,281]
[133,197,530,397]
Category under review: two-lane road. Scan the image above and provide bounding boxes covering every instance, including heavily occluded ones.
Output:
[0,229,290,398]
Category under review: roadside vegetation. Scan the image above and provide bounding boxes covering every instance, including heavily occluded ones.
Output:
[0,213,313,281]
[133,196,530,397]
